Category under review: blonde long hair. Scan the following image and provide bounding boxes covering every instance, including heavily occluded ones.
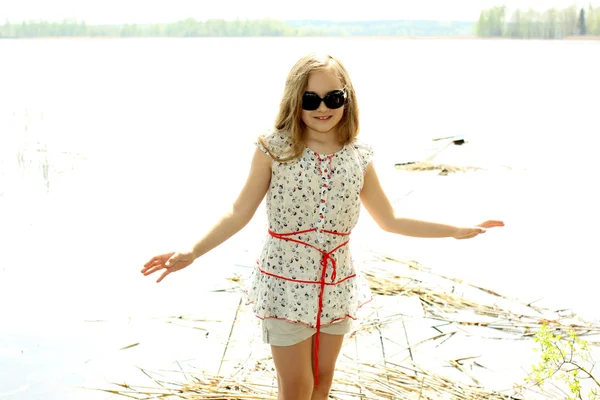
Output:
[260,53,360,162]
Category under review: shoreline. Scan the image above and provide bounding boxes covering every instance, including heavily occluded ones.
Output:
[2,35,600,41]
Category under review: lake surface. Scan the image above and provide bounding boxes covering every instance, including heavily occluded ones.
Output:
[1,37,599,399]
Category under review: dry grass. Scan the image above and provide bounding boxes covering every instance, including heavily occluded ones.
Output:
[360,254,600,340]
[98,361,519,399]
[98,252,599,399]
[394,162,482,175]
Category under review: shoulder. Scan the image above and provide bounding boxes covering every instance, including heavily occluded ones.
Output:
[350,139,374,156]
[255,130,294,159]
[348,139,374,172]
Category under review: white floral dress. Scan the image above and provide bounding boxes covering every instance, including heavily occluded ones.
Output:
[245,130,374,332]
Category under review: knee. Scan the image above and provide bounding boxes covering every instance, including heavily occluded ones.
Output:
[313,370,335,394]
[278,373,314,399]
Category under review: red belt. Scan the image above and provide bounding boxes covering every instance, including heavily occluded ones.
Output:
[267,227,350,387]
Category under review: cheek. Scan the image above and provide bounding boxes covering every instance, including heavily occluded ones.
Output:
[301,110,312,124]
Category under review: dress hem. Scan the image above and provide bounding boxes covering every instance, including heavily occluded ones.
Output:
[243,295,374,329]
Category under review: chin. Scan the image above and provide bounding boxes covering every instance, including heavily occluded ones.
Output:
[311,125,338,135]
[305,118,343,135]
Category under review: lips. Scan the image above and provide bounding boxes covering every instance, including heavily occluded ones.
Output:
[314,116,332,121]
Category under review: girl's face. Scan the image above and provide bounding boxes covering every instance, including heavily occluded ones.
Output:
[301,69,345,139]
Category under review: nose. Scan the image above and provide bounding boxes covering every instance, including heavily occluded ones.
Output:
[317,99,329,112]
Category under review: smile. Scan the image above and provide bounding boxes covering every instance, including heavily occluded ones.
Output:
[314,116,332,121]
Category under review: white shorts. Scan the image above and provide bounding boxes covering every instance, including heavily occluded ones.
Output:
[262,318,352,347]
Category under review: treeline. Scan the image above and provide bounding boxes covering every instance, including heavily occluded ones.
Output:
[285,20,474,37]
[0,18,298,38]
[0,18,474,38]
[476,5,600,38]
[5,11,600,40]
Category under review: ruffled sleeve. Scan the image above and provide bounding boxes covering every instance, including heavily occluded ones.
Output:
[350,141,374,174]
[254,130,293,160]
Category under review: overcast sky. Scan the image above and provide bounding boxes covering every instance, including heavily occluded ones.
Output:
[1,0,597,24]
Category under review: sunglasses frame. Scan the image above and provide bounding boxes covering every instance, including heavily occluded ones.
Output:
[301,89,347,111]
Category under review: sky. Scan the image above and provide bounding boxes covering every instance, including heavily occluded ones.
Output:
[1,0,598,24]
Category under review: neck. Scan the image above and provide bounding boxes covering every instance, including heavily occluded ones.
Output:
[304,128,340,146]
[303,128,344,155]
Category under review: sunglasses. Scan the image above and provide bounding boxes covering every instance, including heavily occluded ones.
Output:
[302,89,347,111]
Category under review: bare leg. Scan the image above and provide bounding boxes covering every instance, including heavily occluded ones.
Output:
[311,333,345,400]
[271,336,314,400]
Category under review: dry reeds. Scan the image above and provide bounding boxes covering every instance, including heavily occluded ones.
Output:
[394,162,481,175]
[360,253,600,340]
[100,252,599,399]
[100,360,519,400]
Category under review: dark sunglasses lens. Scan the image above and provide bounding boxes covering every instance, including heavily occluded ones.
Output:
[302,93,321,110]
[324,91,345,109]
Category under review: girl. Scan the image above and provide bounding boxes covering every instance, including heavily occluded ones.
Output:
[141,53,504,400]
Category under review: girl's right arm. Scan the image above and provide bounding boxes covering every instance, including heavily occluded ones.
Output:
[141,148,272,283]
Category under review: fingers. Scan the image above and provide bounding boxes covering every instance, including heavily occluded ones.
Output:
[141,265,160,276]
[481,220,504,228]
[156,269,170,283]
[143,255,167,270]
[141,254,170,276]
[141,251,192,283]
[141,252,189,283]
[142,264,170,279]
[141,252,176,273]
[456,227,486,239]
[458,220,503,239]
[143,256,160,269]
[479,220,505,228]
[154,257,184,283]
[147,259,164,269]
[141,259,163,274]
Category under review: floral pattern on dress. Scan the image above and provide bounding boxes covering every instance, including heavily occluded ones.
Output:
[245,130,374,327]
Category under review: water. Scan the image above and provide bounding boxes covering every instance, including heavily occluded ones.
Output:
[1,37,599,398]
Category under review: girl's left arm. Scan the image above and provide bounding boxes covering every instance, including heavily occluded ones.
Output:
[360,163,504,239]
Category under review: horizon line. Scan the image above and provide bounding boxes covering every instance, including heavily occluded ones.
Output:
[1,17,479,25]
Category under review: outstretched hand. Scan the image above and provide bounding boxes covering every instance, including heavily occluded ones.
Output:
[453,220,505,240]
[141,251,196,283]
